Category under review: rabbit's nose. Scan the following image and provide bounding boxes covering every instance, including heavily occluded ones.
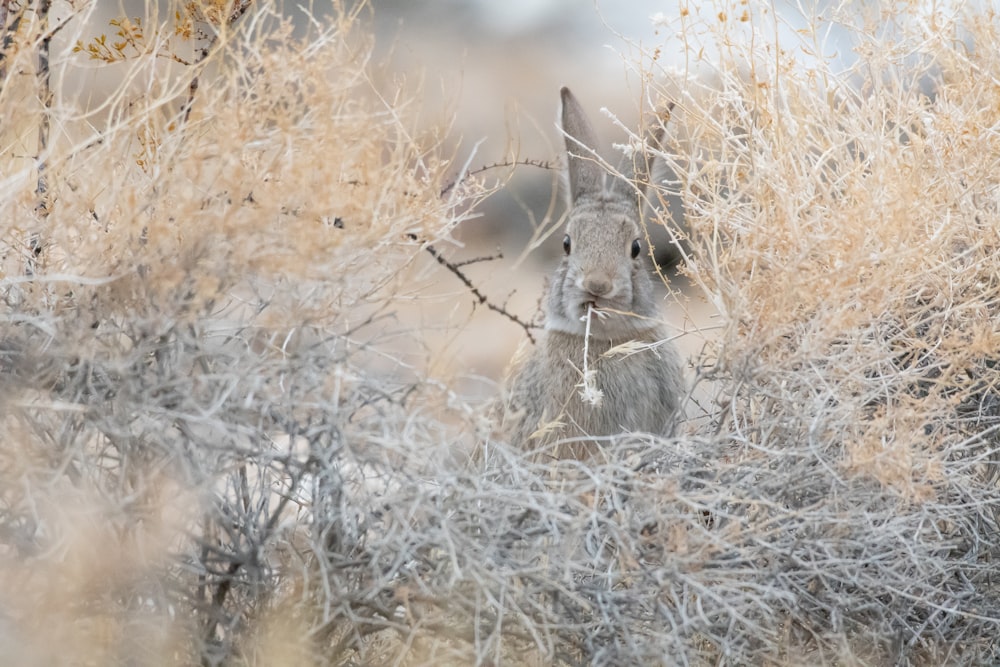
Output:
[583,276,612,297]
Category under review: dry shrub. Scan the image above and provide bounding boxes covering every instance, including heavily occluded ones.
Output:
[0,1,489,664]
[1,1,999,666]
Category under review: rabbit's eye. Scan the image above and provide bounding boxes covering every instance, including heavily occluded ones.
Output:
[563,234,571,255]
[630,239,641,259]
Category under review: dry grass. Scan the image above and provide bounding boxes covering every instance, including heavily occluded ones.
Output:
[1,0,999,665]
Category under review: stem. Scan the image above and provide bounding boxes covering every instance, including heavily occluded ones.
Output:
[29,0,51,276]
[181,0,254,124]
[0,1,21,91]
[578,304,604,406]
[405,233,538,343]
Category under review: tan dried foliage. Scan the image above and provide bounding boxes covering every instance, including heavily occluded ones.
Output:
[2,0,1000,665]
[649,2,1000,498]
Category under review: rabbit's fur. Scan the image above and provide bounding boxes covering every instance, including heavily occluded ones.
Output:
[499,87,685,459]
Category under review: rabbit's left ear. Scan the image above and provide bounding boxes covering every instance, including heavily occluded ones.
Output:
[561,87,604,203]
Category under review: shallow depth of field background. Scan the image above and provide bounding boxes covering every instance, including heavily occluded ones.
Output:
[123,0,709,386]
[370,0,723,388]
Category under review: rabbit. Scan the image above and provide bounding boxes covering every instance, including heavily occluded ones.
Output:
[498,87,685,459]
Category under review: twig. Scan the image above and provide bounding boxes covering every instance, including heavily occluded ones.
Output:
[406,233,538,343]
[577,304,606,406]
[25,0,52,276]
[201,461,304,663]
[454,252,503,268]
[0,1,19,90]
[439,158,555,197]
[182,0,254,124]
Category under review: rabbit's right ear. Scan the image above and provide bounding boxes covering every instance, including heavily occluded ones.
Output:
[561,87,603,203]
[608,118,670,203]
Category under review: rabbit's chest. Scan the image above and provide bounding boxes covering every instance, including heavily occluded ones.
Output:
[542,335,676,436]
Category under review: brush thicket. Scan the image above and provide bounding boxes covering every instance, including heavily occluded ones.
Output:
[1,1,998,665]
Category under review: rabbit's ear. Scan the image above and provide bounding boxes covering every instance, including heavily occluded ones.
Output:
[609,118,669,203]
[561,87,604,202]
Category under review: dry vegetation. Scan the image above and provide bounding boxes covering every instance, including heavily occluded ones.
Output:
[1,0,999,665]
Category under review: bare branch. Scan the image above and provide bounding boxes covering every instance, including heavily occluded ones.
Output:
[406,232,539,343]
[440,157,555,197]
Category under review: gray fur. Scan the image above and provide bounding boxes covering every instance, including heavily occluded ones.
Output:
[560,86,605,202]
[499,87,685,459]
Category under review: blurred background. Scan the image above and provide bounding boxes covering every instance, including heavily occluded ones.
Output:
[364,1,706,389]
[69,1,750,393]
[370,0,674,250]
[57,0,986,405]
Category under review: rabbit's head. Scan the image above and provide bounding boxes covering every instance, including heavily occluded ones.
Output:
[546,87,661,340]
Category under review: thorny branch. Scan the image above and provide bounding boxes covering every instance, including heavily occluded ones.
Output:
[29,0,51,276]
[440,157,554,197]
[200,463,306,665]
[406,232,538,343]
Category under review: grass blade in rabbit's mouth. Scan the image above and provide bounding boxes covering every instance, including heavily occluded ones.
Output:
[580,300,600,318]
[582,295,617,311]
[580,300,611,322]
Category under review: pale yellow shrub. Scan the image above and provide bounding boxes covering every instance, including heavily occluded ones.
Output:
[1,1,999,665]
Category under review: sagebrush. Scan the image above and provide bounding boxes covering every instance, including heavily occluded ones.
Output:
[1,1,999,665]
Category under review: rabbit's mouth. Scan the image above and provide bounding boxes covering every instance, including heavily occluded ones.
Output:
[580,300,604,318]
[579,299,615,323]
[581,294,619,312]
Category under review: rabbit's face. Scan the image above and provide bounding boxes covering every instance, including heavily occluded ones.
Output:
[546,196,657,339]
[547,86,665,340]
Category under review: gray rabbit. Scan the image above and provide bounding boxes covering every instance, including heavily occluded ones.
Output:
[498,87,685,458]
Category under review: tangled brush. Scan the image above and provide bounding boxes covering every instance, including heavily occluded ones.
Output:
[1,1,999,665]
